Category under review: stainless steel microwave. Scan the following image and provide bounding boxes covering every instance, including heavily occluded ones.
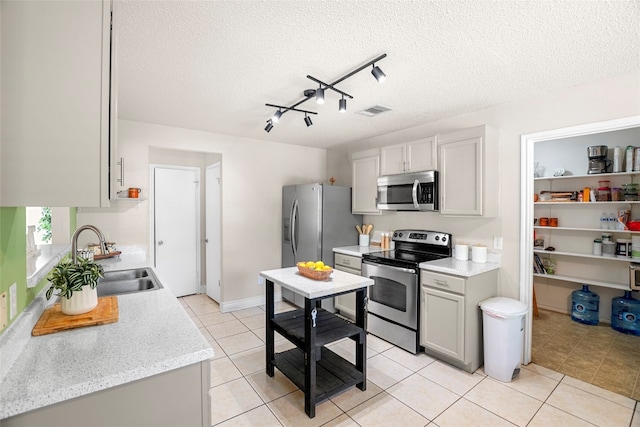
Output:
[377,171,439,211]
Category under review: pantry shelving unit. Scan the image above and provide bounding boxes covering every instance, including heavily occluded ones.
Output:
[534,172,637,292]
[532,272,629,291]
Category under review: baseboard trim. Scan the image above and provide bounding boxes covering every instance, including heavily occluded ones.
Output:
[219,292,281,313]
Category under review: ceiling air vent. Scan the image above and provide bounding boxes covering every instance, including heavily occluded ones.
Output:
[357,105,392,117]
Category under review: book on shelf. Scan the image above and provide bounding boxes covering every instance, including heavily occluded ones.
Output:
[533,254,546,274]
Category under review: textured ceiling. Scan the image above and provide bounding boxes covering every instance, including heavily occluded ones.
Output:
[117,0,640,149]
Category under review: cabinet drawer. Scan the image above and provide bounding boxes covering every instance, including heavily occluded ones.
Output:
[421,271,465,294]
[334,253,362,271]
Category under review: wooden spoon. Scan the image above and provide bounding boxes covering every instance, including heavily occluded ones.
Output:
[356,225,363,235]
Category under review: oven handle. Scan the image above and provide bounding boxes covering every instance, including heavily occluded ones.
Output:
[412,179,420,209]
[363,260,416,275]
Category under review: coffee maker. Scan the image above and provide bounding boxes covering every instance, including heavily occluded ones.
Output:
[588,145,612,174]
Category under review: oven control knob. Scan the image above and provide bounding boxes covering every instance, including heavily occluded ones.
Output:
[393,232,398,238]
[398,232,403,238]
[435,236,440,241]
[441,236,447,243]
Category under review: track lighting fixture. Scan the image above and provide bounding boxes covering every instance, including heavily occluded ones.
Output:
[264,103,317,132]
[263,53,386,132]
[339,95,347,113]
[371,64,386,83]
[316,86,325,104]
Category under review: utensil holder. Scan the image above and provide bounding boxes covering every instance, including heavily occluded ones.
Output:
[359,234,369,247]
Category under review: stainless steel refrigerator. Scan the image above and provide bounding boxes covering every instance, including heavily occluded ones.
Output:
[282,183,362,309]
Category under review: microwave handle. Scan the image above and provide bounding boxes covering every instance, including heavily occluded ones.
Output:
[412,180,420,209]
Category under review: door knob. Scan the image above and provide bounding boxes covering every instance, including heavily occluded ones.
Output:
[157,240,164,246]
[205,238,209,243]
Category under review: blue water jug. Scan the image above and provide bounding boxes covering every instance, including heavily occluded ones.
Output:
[611,291,640,335]
[571,285,600,325]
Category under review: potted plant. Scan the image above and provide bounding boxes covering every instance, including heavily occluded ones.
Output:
[46,256,104,315]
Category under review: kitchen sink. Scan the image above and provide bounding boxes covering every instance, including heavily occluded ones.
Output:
[102,268,150,282]
[97,268,163,296]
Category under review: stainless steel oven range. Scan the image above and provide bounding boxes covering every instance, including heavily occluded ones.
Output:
[362,229,452,354]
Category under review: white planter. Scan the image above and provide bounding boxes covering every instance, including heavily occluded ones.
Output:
[60,286,98,315]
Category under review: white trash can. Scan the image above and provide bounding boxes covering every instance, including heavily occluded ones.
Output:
[479,297,528,382]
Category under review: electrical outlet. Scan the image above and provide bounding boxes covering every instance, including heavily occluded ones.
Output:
[493,237,503,250]
[9,283,17,320]
[0,292,7,330]
[257,276,265,286]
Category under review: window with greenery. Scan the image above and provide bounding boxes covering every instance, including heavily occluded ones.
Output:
[26,206,51,245]
[38,207,52,243]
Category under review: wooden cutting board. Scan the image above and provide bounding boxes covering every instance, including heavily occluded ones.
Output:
[32,296,119,336]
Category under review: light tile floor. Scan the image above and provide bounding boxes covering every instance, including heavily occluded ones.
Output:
[180,294,640,427]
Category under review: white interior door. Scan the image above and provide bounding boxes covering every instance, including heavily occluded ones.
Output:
[206,163,221,302]
[153,166,199,297]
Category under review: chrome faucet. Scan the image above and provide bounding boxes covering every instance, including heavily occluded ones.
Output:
[71,225,108,263]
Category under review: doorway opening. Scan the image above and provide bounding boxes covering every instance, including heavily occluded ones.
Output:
[148,148,222,300]
[150,165,200,297]
[521,115,640,365]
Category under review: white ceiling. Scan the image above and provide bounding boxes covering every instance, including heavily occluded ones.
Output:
[116,0,640,149]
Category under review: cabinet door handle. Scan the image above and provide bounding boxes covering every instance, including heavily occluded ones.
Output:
[433,278,449,286]
[117,157,124,186]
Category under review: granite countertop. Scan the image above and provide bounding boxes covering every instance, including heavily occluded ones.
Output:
[333,245,387,257]
[261,267,373,299]
[420,257,500,277]
[0,286,214,419]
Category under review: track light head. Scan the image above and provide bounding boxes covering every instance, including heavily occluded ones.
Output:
[304,113,313,127]
[339,96,347,113]
[264,121,274,133]
[272,109,283,123]
[316,87,325,104]
[371,64,386,83]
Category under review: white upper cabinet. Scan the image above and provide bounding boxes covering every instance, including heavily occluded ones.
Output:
[351,148,380,214]
[380,143,406,175]
[380,136,437,175]
[438,126,498,216]
[1,0,114,207]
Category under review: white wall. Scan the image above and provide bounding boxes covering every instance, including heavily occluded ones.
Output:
[328,71,640,300]
[534,127,640,177]
[78,121,327,306]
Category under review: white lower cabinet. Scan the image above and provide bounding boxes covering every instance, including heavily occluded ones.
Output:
[422,287,465,361]
[3,361,210,427]
[420,269,498,372]
[334,252,362,319]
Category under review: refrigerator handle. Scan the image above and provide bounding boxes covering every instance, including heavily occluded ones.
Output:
[291,199,299,259]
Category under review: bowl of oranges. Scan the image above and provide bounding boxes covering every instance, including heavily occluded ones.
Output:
[296,261,333,281]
